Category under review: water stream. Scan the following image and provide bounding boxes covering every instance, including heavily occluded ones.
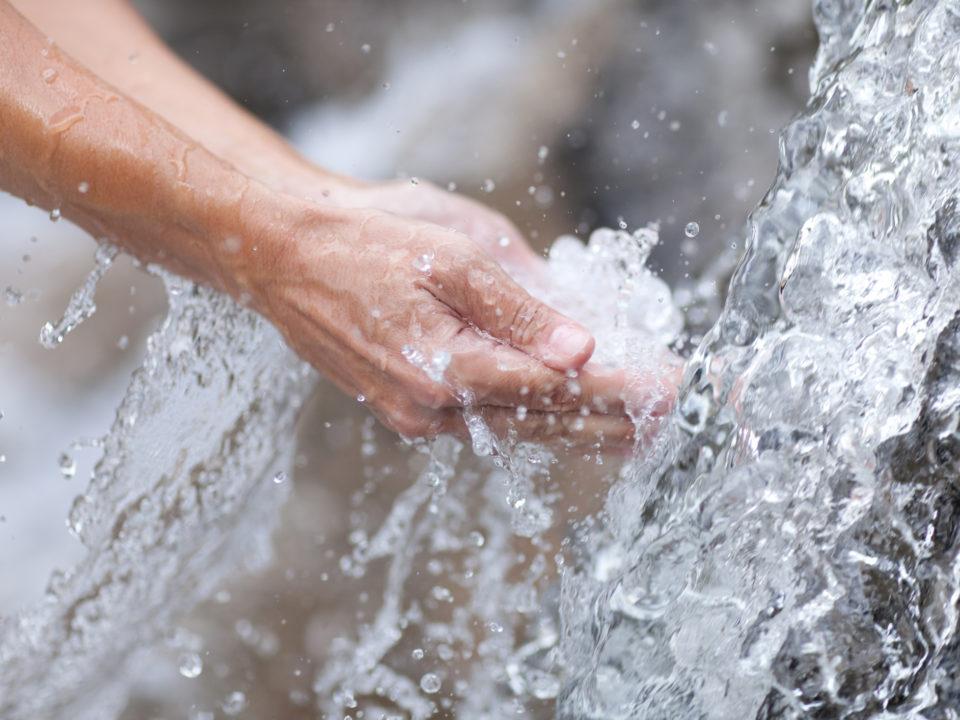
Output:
[3,1,960,718]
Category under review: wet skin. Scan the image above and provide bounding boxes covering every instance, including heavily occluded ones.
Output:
[0,0,676,448]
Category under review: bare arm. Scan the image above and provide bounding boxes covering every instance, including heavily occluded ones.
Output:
[9,0,349,201]
[0,0,657,447]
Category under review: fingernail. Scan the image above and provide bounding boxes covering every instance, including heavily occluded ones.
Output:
[544,324,593,367]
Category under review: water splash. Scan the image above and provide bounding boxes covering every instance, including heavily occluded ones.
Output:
[38,243,117,349]
[0,271,312,720]
[560,1,960,717]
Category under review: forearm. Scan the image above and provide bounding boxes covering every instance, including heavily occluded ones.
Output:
[0,0,266,295]
[8,0,356,202]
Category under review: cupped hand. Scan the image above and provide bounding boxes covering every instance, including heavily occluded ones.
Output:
[235,196,655,449]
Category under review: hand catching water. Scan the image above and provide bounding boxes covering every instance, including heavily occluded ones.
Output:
[0,0,677,448]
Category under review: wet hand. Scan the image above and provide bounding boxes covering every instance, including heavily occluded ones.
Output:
[235,197,649,449]
[339,179,544,275]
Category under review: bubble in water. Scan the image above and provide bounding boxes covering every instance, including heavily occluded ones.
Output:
[419,672,441,694]
[178,652,203,679]
[685,221,700,238]
[221,691,247,716]
[77,181,89,194]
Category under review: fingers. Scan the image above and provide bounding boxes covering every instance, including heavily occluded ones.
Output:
[441,406,637,450]
[441,328,628,414]
[427,244,595,372]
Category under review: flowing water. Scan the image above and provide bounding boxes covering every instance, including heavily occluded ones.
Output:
[3,0,960,718]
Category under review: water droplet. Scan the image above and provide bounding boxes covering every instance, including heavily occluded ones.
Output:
[41,68,57,84]
[325,22,335,32]
[685,222,700,238]
[4,287,23,306]
[631,119,640,130]
[412,647,425,660]
[58,452,76,479]
[272,471,287,484]
[221,691,247,716]
[49,208,61,222]
[77,181,89,194]
[516,405,528,421]
[420,672,441,694]
[537,145,549,163]
[412,252,435,274]
[116,335,129,350]
[356,394,366,403]
[498,235,511,247]
[361,43,371,54]
[482,179,496,193]
[178,652,203,679]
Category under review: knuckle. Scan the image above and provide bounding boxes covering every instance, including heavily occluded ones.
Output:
[508,295,550,348]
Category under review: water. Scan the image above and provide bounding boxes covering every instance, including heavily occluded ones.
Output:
[561,1,960,717]
[2,1,960,717]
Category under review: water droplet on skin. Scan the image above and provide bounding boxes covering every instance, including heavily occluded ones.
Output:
[41,68,57,83]
[498,236,511,247]
[58,452,76,479]
[49,208,61,222]
[272,471,287,484]
[516,405,528,421]
[77,181,89,194]
[356,394,366,403]
[482,179,496,193]
[178,652,203,679]
[221,691,247,716]
[685,222,700,238]
[412,252,435,273]
[420,672,441,694]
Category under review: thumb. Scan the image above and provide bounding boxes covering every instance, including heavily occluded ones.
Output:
[436,249,595,371]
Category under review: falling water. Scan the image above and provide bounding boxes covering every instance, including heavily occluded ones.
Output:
[561,0,960,717]
[3,1,960,718]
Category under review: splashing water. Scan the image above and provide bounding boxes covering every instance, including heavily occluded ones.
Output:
[561,1,960,717]
[0,271,312,719]
[4,1,960,718]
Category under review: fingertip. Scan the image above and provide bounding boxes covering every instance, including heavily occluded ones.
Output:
[540,323,595,371]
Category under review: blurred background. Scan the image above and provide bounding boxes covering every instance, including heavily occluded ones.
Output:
[0,0,816,717]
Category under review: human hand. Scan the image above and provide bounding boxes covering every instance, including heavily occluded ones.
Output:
[230,195,658,449]
[338,179,543,275]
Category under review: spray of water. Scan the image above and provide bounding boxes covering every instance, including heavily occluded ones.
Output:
[4,1,960,718]
[560,1,960,717]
